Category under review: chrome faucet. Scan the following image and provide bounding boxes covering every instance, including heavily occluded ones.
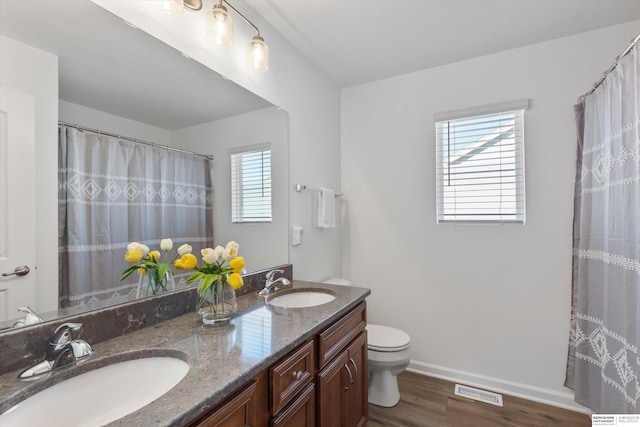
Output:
[258,269,292,296]
[19,322,93,379]
[12,306,44,328]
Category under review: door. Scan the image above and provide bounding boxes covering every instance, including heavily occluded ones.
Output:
[0,85,37,323]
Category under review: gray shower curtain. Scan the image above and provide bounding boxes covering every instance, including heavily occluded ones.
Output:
[565,42,640,413]
[58,126,213,307]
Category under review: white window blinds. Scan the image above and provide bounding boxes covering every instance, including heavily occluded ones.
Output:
[231,145,272,223]
[435,101,527,224]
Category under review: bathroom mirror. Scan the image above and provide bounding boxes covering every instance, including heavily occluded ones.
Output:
[0,0,289,329]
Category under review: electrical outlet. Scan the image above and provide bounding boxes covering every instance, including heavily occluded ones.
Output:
[292,226,303,246]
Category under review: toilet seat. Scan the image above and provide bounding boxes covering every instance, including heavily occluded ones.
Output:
[367,324,411,352]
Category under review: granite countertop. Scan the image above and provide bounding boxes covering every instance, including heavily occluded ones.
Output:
[0,281,370,426]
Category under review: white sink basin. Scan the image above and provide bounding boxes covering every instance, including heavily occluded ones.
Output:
[1,357,189,427]
[267,289,336,308]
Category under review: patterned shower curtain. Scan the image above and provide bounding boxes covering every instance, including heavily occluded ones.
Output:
[58,126,213,308]
[565,41,640,413]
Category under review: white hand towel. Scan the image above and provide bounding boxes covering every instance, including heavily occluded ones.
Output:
[317,188,336,228]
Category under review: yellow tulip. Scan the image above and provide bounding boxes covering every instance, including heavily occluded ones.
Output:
[148,250,161,261]
[228,272,244,289]
[174,253,197,270]
[137,267,147,276]
[124,249,143,263]
[229,256,245,273]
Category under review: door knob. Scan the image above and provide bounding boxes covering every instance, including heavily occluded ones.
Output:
[2,265,30,277]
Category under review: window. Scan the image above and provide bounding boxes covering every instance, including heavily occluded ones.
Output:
[435,100,528,224]
[231,144,272,223]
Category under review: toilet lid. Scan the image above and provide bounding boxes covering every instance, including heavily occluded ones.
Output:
[366,324,411,352]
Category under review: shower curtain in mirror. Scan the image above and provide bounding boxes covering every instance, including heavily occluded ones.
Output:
[58,127,213,308]
[565,42,640,413]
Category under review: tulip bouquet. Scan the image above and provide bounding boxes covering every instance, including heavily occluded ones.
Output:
[120,238,192,295]
[181,241,245,323]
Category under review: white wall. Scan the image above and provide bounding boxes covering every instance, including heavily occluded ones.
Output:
[59,100,172,145]
[93,1,343,281]
[341,21,640,411]
[0,36,58,312]
[171,107,289,272]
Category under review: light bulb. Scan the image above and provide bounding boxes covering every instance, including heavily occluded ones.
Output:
[205,4,233,48]
[246,36,269,72]
[152,0,184,15]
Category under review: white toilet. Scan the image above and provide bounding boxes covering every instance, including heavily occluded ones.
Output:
[323,278,411,407]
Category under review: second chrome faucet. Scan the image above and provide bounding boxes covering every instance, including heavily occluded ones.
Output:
[258,269,292,296]
[19,322,93,379]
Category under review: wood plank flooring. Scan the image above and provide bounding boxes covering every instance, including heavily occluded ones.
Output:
[367,372,591,427]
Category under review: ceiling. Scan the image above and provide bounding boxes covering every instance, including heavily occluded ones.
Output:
[1,1,638,129]
[247,0,640,87]
[0,0,272,130]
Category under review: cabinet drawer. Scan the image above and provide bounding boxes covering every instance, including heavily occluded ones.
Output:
[317,302,366,368]
[271,383,315,427]
[270,339,315,415]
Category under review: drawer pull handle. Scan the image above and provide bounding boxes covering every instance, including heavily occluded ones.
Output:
[344,363,353,390]
[349,357,358,383]
[292,370,304,380]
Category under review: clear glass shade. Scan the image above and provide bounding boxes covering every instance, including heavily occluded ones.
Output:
[205,5,233,48]
[152,0,184,15]
[246,36,269,72]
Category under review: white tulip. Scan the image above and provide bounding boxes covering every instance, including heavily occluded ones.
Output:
[178,244,192,256]
[222,249,232,261]
[160,238,173,251]
[225,241,239,257]
[214,245,225,256]
[201,248,218,264]
[225,241,239,251]
[139,244,150,256]
[127,242,141,251]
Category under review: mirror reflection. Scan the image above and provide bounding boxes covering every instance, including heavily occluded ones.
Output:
[0,0,289,330]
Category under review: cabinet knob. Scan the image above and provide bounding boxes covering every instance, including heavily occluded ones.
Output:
[291,370,304,380]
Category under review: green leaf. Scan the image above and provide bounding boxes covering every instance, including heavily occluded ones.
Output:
[119,265,139,281]
[203,274,219,288]
[186,272,206,284]
[199,273,220,295]
[158,263,169,279]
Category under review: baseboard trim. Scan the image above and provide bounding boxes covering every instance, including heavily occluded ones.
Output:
[407,360,591,415]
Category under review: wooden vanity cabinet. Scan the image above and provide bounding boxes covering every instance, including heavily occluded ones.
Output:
[317,302,368,427]
[188,301,367,427]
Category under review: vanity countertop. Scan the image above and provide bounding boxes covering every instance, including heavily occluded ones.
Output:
[0,281,370,426]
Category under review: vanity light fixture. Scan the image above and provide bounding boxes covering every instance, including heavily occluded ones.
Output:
[206,0,269,72]
[206,2,233,48]
[153,0,185,15]
[152,0,269,72]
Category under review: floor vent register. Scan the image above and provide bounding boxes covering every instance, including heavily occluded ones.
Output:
[454,384,504,407]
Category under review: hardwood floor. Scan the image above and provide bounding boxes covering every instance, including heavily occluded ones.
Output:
[367,372,591,427]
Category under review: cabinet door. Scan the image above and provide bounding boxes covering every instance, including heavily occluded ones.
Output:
[343,332,367,427]
[317,350,348,426]
[192,371,268,427]
[317,331,368,427]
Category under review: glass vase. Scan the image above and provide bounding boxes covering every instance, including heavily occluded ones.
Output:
[136,270,175,298]
[197,277,237,325]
